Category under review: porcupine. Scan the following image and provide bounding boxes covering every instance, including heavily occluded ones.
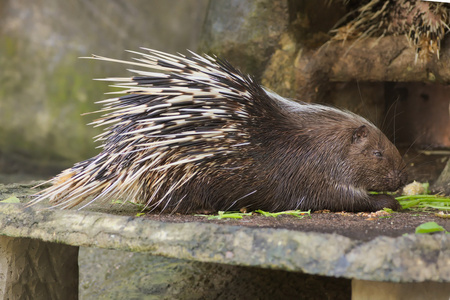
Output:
[31,48,408,213]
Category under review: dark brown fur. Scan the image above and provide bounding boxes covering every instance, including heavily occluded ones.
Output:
[162,97,408,213]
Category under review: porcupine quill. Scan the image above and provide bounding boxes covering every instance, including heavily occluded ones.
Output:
[331,0,450,62]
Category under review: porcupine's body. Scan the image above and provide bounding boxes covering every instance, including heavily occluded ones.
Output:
[32,49,407,212]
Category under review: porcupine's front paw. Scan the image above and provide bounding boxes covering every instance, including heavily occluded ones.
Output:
[368,194,402,211]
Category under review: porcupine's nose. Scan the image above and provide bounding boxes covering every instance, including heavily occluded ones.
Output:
[388,168,408,191]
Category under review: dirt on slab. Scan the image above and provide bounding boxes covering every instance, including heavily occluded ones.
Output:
[141,210,450,242]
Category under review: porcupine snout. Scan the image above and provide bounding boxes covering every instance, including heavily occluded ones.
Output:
[386,168,408,191]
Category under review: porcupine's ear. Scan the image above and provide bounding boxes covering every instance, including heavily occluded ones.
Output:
[351,125,368,144]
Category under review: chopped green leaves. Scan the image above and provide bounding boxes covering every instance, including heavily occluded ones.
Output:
[195,211,252,220]
[415,222,448,234]
[196,209,311,220]
[0,196,20,203]
[254,209,311,219]
[396,195,450,210]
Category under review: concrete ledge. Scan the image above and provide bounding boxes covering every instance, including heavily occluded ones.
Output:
[0,203,449,283]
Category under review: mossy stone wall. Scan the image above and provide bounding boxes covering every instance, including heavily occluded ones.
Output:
[0,0,208,175]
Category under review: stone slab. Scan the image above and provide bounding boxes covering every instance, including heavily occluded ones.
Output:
[0,202,448,283]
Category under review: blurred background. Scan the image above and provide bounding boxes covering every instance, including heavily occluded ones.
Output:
[0,0,209,183]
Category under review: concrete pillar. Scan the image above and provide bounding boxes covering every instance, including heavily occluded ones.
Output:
[0,235,78,299]
[352,279,450,300]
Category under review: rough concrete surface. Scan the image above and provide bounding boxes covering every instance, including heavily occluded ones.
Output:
[79,247,351,300]
[352,280,450,300]
[0,200,448,283]
[0,235,78,299]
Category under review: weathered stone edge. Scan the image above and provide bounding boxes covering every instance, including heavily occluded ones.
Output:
[0,203,448,282]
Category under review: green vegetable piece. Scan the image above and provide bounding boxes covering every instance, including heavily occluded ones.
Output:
[254,209,311,219]
[421,182,430,195]
[415,222,447,234]
[195,211,252,220]
[396,194,450,211]
[196,209,311,220]
[0,196,20,203]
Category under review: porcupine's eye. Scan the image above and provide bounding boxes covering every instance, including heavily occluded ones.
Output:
[373,150,383,158]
